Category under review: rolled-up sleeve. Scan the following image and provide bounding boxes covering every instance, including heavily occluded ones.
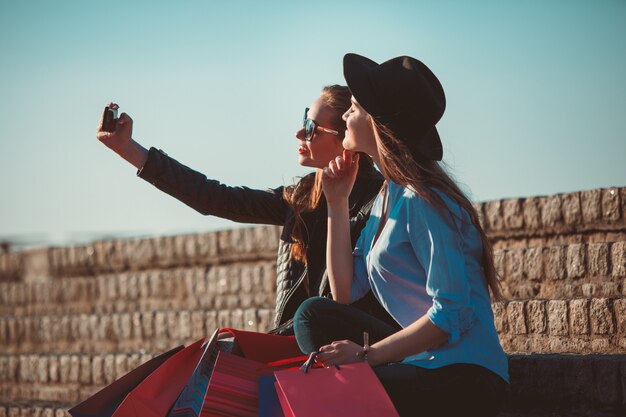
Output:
[350,232,371,303]
[407,196,475,344]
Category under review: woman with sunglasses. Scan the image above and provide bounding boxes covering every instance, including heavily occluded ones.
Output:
[293,56,509,416]
[96,85,393,335]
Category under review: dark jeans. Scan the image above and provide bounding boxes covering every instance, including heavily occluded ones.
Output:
[293,297,507,417]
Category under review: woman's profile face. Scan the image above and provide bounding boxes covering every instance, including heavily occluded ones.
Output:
[295,96,344,168]
[342,97,377,157]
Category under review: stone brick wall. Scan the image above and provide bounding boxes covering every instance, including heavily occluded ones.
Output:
[0,186,624,416]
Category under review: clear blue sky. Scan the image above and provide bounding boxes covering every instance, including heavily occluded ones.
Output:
[1,0,625,248]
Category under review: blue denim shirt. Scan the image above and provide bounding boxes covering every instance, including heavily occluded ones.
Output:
[350,181,509,382]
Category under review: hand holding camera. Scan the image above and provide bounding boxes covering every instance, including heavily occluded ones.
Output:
[96,102,148,169]
[97,102,133,152]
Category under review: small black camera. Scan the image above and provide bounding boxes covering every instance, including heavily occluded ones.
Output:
[102,106,118,132]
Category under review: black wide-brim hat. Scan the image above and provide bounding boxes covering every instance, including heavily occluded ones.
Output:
[343,53,446,161]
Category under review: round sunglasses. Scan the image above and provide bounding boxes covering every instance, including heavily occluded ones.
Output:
[303,107,340,141]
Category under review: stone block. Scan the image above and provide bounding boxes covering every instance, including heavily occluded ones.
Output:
[522,197,541,230]
[119,313,132,340]
[506,301,526,334]
[141,311,154,339]
[217,310,231,328]
[205,310,218,333]
[80,356,91,384]
[547,300,568,335]
[590,298,615,334]
[588,243,610,276]
[191,311,205,339]
[614,299,626,334]
[48,355,58,383]
[115,354,128,379]
[103,354,115,384]
[92,355,104,385]
[69,354,80,383]
[581,189,602,223]
[243,309,258,331]
[540,195,562,227]
[602,188,621,222]
[167,311,179,340]
[131,312,142,340]
[504,250,523,281]
[126,238,154,269]
[36,355,49,383]
[561,192,582,225]
[566,244,586,279]
[545,246,566,280]
[58,355,70,383]
[526,300,546,334]
[230,309,244,330]
[611,242,626,277]
[195,231,219,261]
[154,311,167,339]
[569,299,590,335]
[484,200,503,231]
[523,248,543,281]
[493,251,505,281]
[502,198,523,229]
[179,310,191,340]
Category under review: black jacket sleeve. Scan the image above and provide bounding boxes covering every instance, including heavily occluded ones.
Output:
[137,147,290,225]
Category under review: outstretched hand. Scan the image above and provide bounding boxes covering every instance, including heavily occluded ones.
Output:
[96,102,134,155]
[322,149,360,205]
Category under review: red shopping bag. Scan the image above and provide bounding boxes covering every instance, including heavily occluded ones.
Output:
[111,338,206,417]
[274,362,400,417]
[199,351,275,417]
[219,328,303,364]
[166,329,221,417]
[68,345,184,417]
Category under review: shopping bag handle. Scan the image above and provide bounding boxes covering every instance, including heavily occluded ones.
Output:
[300,350,340,374]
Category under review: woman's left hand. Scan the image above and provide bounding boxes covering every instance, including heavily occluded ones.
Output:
[316,339,365,366]
[321,150,359,205]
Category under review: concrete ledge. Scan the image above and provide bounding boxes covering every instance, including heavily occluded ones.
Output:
[1,354,623,416]
[506,353,625,416]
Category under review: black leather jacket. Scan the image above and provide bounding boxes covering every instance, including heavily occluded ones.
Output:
[137,147,395,335]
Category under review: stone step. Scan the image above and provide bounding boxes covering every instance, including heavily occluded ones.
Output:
[0,226,281,282]
[494,297,625,354]
[0,262,277,317]
[0,404,68,417]
[1,240,623,318]
[1,187,623,283]
[2,296,624,355]
[505,353,625,417]
[497,241,625,300]
[0,309,274,354]
[1,354,623,417]
[480,187,625,246]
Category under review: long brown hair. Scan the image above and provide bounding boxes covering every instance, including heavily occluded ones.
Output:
[371,118,503,300]
[283,85,352,264]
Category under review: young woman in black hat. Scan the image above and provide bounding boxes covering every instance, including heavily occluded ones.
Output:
[96,85,394,335]
[293,55,509,416]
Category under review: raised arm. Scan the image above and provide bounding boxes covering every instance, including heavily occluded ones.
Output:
[322,150,360,303]
[96,104,289,225]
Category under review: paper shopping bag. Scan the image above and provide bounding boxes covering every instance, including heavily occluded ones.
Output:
[258,375,285,417]
[111,338,206,417]
[219,328,303,363]
[166,329,220,417]
[274,362,399,417]
[68,345,184,417]
[199,351,275,417]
